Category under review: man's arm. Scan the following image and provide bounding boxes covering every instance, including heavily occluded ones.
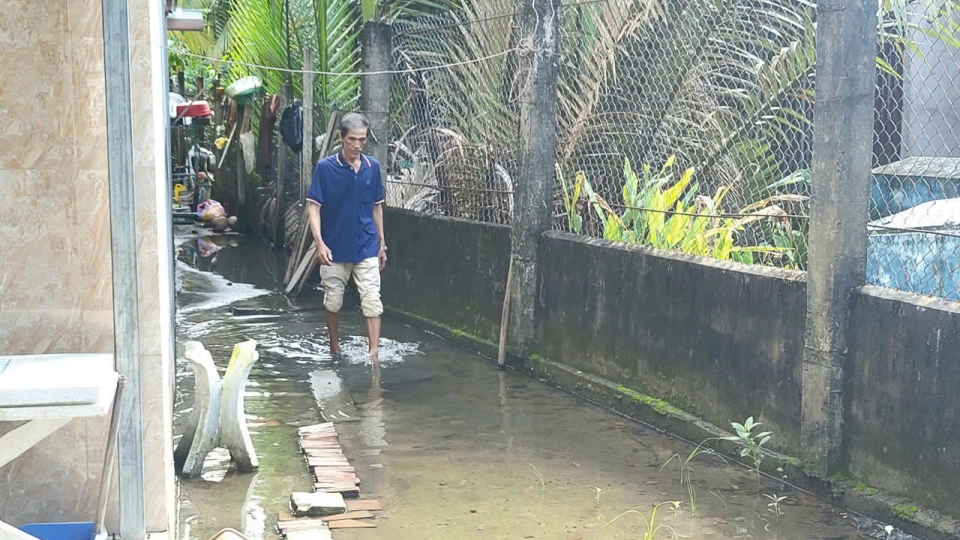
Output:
[373,202,386,270]
[306,161,333,266]
[307,200,333,265]
[373,202,385,249]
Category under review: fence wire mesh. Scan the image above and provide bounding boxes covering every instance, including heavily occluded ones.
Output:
[387,3,525,225]
[553,0,814,270]
[387,0,960,299]
[868,2,960,300]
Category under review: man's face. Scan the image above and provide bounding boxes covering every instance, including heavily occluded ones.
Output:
[342,128,368,160]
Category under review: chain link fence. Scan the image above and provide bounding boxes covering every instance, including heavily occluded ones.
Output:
[553,0,813,270]
[387,3,524,225]
[388,0,960,298]
[868,1,960,300]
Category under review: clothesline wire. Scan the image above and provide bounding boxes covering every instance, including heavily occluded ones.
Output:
[166,47,521,77]
[395,10,523,36]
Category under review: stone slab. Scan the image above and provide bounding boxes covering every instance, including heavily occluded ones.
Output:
[290,492,346,517]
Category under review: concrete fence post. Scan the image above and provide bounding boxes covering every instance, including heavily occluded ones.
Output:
[800,0,878,475]
[360,21,392,183]
[509,0,562,353]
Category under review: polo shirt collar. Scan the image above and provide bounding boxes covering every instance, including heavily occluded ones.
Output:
[336,152,372,170]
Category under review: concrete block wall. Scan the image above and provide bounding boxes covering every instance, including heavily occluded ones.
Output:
[847,286,960,516]
[536,232,807,453]
[382,210,511,342]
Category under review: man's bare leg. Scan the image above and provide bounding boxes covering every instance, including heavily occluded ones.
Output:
[366,316,381,362]
[326,310,342,355]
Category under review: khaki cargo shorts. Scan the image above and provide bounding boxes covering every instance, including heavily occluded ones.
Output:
[320,257,383,318]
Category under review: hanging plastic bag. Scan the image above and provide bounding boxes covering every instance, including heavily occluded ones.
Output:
[279,99,304,153]
[240,132,255,174]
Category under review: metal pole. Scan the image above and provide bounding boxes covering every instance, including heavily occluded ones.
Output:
[160,0,177,438]
[800,0,878,475]
[94,377,127,534]
[100,0,147,537]
[302,47,315,205]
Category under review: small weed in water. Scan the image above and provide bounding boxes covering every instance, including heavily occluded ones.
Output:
[592,487,605,522]
[723,416,772,482]
[893,503,919,520]
[685,470,697,515]
[605,501,681,540]
[764,493,787,523]
[709,489,728,513]
[529,463,545,495]
[661,439,724,516]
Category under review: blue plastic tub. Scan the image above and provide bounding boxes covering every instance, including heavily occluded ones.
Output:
[19,522,96,540]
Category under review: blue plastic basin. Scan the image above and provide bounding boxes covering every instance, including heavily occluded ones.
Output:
[19,522,96,540]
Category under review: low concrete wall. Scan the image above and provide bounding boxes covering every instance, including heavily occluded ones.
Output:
[383,209,510,342]
[536,232,807,453]
[847,285,960,516]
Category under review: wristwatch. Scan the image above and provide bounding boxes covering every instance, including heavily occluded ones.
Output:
[380,245,387,252]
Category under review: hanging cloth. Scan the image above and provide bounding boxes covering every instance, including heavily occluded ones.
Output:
[279,99,304,153]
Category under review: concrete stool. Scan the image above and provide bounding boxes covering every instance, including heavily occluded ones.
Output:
[175,340,260,478]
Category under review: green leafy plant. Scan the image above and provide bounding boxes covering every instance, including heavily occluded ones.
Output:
[581,157,796,265]
[557,166,585,234]
[894,502,920,520]
[660,441,716,516]
[723,417,773,480]
[605,501,681,540]
[225,0,457,119]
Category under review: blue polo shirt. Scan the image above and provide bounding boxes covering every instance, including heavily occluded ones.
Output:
[306,153,385,263]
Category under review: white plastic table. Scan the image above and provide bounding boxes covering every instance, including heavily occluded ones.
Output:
[0,354,118,540]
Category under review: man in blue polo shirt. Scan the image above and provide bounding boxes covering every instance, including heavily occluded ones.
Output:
[306,113,387,361]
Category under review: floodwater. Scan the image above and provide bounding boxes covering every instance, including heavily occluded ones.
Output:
[174,228,895,540]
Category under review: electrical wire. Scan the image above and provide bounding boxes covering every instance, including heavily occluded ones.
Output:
[165,47,522,77]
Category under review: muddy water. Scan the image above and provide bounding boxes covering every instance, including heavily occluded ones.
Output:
[175,229,886,540]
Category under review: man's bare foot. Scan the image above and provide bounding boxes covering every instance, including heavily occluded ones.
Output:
[369,348,379,363]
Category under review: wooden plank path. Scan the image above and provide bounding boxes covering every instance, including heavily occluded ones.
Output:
[276,423,381,539]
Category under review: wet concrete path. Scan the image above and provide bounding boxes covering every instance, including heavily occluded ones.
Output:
[175,229,885,540]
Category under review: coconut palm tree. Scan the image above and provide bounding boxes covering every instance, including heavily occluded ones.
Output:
[165,0,455,121]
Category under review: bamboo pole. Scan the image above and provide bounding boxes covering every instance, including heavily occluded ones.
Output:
[497,257,514,370]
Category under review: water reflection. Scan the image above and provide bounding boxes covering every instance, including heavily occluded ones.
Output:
[357,363,386,452]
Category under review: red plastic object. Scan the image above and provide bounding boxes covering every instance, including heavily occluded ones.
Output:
[175,100,213,118]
